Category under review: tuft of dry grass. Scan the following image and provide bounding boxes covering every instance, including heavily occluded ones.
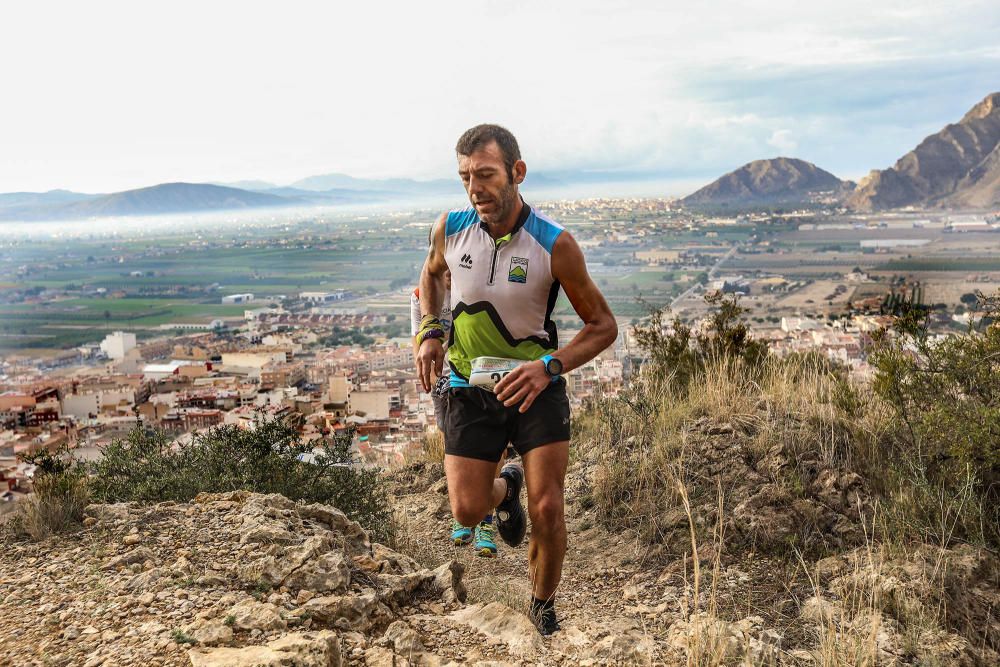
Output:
[12,472,90,541]
[422,431,445,464]
[404,431,445,466]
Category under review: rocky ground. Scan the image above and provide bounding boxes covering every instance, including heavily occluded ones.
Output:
[1,416,998,665]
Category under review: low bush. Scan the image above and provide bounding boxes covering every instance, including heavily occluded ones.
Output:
[11,446,89,541]
[88,414,394,542]
[869,293,1000,546]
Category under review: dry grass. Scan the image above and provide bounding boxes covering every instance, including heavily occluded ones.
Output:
[404,431,445,466]
[577,351,992,663]
[585,353,892,546]
[12,473,90,541]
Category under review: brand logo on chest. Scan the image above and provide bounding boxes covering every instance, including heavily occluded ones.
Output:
[459,253,473,269]
[508,257,528,283]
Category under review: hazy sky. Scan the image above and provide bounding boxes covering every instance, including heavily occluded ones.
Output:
[2,1,998,193]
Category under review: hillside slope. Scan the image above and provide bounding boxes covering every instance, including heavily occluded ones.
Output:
[3,413,997,666]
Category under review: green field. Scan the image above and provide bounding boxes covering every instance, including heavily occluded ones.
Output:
[878,258,1000,272]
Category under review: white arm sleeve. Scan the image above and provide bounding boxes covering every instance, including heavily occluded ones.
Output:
[409,291,421,337]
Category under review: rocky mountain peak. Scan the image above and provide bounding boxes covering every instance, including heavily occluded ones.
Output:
[848,91,1000,210]
[962,91,1000,122]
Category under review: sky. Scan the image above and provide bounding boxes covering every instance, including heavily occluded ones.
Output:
[1,0,999,194]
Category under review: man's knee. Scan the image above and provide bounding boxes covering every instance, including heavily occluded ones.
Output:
[451,498,490,527]
[529,493,565,533]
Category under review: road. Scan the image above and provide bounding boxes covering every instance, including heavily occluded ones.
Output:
[669,244,739,310]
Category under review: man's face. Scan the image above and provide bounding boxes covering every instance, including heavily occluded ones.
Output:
[457,141,519,226]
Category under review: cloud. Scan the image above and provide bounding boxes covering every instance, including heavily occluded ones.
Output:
[1,1,999,191]
[767,130,798,155]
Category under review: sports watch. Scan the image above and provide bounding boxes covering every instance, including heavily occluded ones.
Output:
[540,354,562,382]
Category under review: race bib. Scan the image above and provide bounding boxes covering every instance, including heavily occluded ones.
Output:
[469,356,524,392]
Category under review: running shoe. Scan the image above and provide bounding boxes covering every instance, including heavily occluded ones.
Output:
[533,605,561,636]
[473,516,498,558]
[496,460,526,547]
[450,519,472,546]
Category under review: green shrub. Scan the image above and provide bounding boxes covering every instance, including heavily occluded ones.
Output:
[88,414,394,542]
[869,293,1000,545]
[632,292,768,391]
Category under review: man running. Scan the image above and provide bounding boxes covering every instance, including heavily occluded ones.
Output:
[415,124,617,635]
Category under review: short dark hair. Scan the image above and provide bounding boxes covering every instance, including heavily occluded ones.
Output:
[455,124,521,179]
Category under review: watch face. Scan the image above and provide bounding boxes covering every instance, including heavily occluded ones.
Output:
[546,357,563,375]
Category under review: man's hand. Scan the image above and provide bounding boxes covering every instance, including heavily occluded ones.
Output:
[495,360,551,413]
[416,339,445,392]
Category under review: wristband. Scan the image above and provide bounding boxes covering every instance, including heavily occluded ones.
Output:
[415,318,445,346]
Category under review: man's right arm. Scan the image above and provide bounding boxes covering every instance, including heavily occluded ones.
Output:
[416,213,449,392]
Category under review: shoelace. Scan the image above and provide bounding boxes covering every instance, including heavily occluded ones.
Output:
[476,522,496,543]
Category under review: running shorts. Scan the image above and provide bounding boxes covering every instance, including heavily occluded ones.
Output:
[444,378,571,462]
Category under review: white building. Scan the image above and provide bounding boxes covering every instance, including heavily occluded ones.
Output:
[100,331,137,361]
[350,390,391,420]
[300,291,347,303]
[781,317,823,333]
[222,293,254,304]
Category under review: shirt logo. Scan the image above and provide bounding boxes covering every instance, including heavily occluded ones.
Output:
[508,257,528,283]
[460,253,473,269]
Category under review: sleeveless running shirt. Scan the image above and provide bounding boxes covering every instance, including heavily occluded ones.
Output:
[443,201,564,387]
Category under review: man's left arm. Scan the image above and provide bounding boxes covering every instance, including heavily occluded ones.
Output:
[495,231,618,412]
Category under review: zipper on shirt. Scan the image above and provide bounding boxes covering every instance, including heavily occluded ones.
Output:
[487,232,512,286]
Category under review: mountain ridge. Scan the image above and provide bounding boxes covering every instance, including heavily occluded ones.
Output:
[0,183,294,221]
[847,91,1000,210]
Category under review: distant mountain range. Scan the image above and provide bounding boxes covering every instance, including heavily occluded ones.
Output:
[0,183,292,221]
[684,92,1000,210]
[0,171,561,221]
[681,158,849,206]
[4,92,999,220]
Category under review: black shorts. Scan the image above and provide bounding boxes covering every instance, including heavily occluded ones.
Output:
[444,379,571,462]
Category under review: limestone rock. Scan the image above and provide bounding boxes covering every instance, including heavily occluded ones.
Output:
[284,552,350,594]
[298,503,371,557]
[587,631,654,666]
[364,646,407,667]
[188,630,341,667]
[449,603,544,657]
[381,620,424,656]
[303,593,379,630]
[372,543,421,575]
[103,547,156,570]
[226,600,287,632]
[432,561,466,604]
[800,595,842,624]
[184,619,233,647]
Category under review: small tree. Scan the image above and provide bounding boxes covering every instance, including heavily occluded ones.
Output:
[631,292,767,391]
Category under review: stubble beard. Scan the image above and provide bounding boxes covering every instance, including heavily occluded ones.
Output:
[477,180,519,227]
